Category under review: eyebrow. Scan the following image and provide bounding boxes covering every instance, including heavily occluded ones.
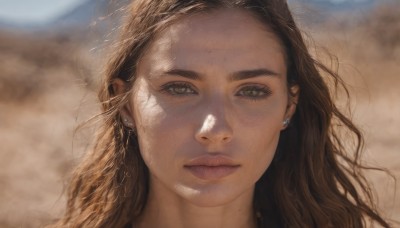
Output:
[230,69,280,81]
[164,69,201,80]
[163,68,280,81]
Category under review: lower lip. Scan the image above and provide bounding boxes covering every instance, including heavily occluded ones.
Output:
[184,165,240,180]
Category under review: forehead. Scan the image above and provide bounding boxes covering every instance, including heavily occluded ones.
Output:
[138,8,286,75]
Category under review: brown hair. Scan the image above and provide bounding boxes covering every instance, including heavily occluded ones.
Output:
[51,0,391,227]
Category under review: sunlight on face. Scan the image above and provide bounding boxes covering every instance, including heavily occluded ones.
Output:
[129,8,292,207]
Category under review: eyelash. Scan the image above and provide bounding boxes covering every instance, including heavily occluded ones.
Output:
[159,82,272,101]
[160,82,198,96]
[235,84,272,101]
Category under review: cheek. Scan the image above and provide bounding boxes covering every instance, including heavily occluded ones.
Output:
[238,92,287,136]
[132,79,165,130]
[131,82,168,166]
[238,126,280,186]
[131,82,187,170]
[236,95,287,178]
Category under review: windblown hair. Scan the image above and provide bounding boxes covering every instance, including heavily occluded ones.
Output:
[51,0,391,227]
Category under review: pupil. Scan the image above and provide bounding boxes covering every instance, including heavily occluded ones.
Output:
[249,90,257,96]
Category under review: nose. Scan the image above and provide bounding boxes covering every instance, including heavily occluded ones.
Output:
[195,112,233,145]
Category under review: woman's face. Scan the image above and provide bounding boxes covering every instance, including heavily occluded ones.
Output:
[125,8,297,207]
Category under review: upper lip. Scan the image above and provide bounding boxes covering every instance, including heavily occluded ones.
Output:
[184,155,240,167]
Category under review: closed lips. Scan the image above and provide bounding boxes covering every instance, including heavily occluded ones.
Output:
[184,155,240,167]
[184,155,240,180]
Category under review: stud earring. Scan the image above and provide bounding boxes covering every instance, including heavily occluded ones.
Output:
[123,118,133,127]
[283,118,290,128]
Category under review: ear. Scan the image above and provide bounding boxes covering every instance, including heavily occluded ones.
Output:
[112,78,135,128]
[282,85,299,130]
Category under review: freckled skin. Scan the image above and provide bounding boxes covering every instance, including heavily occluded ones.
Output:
[124,8,297,228]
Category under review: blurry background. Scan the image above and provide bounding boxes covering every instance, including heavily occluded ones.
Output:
[0,0,399,227]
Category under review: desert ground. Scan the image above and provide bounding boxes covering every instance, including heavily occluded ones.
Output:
[0,3,399,227]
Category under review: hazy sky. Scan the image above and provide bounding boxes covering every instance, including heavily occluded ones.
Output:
[0,0,372,24]
[0,0,86,24]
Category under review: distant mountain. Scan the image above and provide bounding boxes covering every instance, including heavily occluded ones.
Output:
[0,0,129,31]
[0,0,391,31]
[296,0,376,11]
[52,0,129,28]
[54,0,379,26]
[52,0,109,27]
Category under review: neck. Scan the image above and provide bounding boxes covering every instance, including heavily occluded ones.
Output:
[134,180,258,228]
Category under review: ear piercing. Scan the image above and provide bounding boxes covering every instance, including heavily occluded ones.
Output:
[283,118,290,128]
[123,118,133,127]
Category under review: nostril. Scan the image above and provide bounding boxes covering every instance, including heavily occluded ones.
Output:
[222,136,231,142]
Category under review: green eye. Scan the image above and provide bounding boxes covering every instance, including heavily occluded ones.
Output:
[161,82,197,96]
[236,85,271,100]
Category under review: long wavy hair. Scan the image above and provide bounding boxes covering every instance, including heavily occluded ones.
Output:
[51,0,392,227]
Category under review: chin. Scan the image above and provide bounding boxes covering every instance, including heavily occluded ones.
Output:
[175,183,253,207]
